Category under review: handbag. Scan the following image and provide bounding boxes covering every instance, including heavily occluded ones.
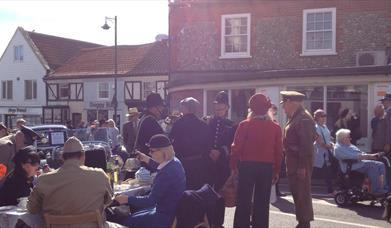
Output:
[220,173,238,207]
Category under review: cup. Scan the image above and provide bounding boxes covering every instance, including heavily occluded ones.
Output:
[17,197,28,210]
[124,158,140,171]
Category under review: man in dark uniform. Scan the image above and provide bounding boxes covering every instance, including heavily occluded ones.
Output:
[170,97,209,190]
[135,93,164,155]
[206,91,236,191]
[281,91,317,228]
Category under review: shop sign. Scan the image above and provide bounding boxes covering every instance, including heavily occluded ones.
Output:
[89,101,112,109]
[8,107,27,113]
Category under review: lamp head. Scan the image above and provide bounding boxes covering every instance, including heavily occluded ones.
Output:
[101,22,110,30]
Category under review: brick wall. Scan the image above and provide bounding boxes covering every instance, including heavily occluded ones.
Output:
[169,0,391,73]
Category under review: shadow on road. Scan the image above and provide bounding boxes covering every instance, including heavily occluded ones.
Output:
[271,197,295,214]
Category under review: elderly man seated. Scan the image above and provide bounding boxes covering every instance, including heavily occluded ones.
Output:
[334,129,388,195]
[115,134,186,228]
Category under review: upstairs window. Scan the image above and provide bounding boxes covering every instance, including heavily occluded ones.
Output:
[59,84,70,100]
[302,8,336,56]
[14,45,23,61]
[98,82,109,100]
[2,80,13,100]
[25,80,37,100]
[221,13,251,58]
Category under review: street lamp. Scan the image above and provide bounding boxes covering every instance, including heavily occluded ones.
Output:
[102,16,118,123]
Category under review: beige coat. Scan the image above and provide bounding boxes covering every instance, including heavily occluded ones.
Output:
[27,159,113,227]
[283,105,317,223]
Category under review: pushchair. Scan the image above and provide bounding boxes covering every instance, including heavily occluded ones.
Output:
[334,159,389,207]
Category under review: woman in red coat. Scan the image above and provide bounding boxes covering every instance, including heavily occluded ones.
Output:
[230,93,283,228]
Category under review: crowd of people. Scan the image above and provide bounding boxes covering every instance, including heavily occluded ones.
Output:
[0,90,391,228]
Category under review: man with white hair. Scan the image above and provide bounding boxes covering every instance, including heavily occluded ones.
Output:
[334,129,388,195]
[27,137,113,225]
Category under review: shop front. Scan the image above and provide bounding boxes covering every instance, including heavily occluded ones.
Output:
[0,106,42,128]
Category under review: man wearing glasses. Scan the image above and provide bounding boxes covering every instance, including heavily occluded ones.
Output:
[334,128,388,195]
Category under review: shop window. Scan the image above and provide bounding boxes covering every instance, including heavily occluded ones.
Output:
[98,82,109,100]
[302,8,336,56]
[2,80,13,100]
[231,89,255,123]
[221,13,251,58]
[286,86,324,114]
[327,85,368,140]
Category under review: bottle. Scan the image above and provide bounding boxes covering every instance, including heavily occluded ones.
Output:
[113,159,120,186]
[106,157,115,189]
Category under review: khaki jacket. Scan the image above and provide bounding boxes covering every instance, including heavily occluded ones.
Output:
[283,106,317,174]
[28,159,113,227]
[0,135,16,187]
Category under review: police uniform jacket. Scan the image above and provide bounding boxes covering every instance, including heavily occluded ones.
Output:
[384,107,391,149]
[207,117,236,156]
[27,159,113,227]
[135,111,164,154]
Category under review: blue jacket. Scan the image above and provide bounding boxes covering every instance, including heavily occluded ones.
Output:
[334,143,364,173]
[126,157,186,227]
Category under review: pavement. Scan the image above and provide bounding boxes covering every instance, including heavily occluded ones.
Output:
[222,178,390,228]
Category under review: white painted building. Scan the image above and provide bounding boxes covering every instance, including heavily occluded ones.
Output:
[0,27,101,128]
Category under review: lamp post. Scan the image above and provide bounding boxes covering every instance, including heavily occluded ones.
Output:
[102,16,118,123]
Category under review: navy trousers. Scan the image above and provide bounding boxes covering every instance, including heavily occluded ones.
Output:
[234,161,273,228]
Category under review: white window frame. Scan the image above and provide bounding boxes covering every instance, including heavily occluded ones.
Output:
[59,83,70,100]
[301,8,337,56]
[1,80,13,100]
[14,45,24,61]
[24,80,37,100]
[97,82,110,100]
[220,13,251,59]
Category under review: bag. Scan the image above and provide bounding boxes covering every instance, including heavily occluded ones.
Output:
[220,173,238,207]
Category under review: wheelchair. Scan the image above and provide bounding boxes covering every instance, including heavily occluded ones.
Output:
[333,159,389,207]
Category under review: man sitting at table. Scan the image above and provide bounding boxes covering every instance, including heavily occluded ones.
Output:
[115,134,186,228]
[27,137,113,225]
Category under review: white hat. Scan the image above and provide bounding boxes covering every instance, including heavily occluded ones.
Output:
[126,107,140,117]
[63,137,84,154]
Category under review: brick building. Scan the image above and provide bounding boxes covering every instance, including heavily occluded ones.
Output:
[168,0,391,150]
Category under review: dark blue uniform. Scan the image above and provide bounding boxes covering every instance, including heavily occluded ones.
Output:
[135,111,164,155]
[206,117,236,191]
[169,113,209,190]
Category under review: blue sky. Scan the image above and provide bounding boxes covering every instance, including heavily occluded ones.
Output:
[0,0,168,54]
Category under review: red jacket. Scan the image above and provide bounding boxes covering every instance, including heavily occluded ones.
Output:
[230,117,283,174]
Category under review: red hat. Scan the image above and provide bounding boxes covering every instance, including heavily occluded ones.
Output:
[249,93,272,115]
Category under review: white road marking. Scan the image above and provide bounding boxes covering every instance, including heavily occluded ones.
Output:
[270,211,383,228]
[280,195,337,207]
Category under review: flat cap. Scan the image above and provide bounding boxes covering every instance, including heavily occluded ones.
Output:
[280,91,305,104]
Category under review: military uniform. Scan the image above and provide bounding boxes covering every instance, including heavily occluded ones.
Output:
[281,91,317,226]
[206,117,236,191]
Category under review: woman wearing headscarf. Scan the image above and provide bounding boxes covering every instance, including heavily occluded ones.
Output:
[230,93,283,228]
[0,146,40,206]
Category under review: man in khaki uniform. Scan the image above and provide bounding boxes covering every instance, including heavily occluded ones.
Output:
[281,91,317,228]
[27,137,113,227]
